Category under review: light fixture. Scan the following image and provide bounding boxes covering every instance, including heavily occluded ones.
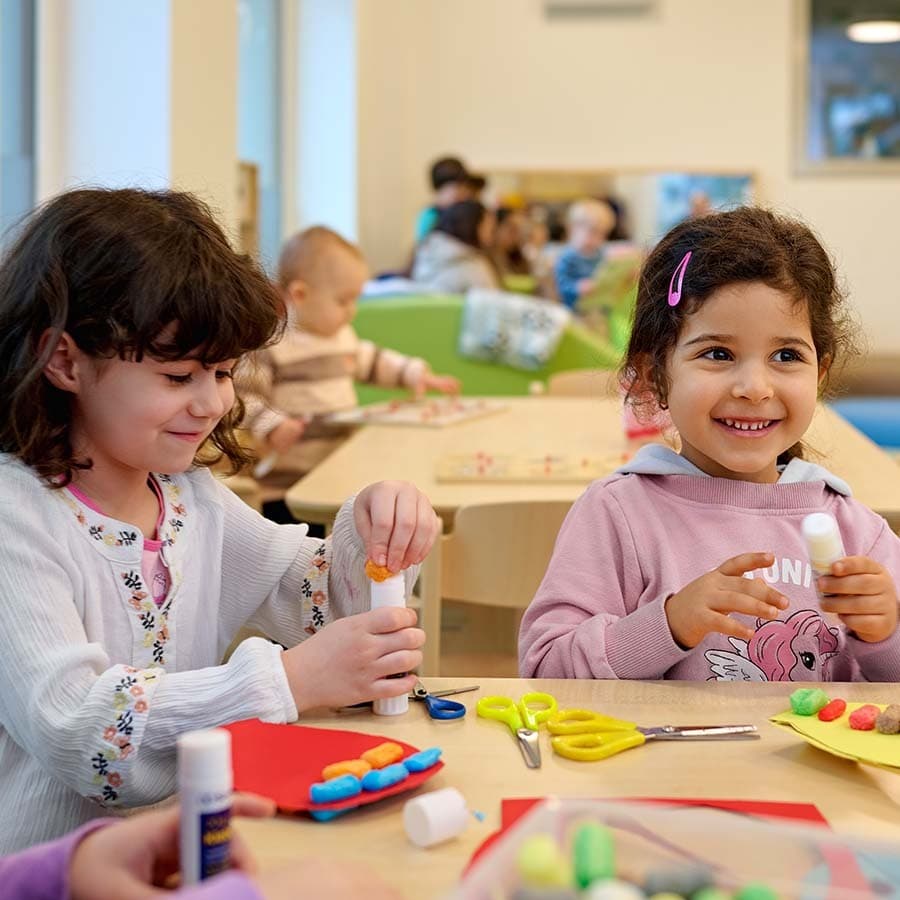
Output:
[846,19,900,42]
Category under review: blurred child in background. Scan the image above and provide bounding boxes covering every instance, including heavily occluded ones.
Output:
[554,199,616,310]
[243,227,460,520]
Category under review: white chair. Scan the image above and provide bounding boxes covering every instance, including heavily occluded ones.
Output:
[417,500,572,674]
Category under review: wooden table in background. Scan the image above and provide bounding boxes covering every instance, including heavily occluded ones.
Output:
[285,397,900,530]
[236,678,900,899]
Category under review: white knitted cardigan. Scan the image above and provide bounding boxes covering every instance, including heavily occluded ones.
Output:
[0,455,417,851]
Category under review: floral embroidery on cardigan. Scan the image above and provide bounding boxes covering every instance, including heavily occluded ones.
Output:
[89,666,160,806]
[302,542,331,635]
[61,476,186,667]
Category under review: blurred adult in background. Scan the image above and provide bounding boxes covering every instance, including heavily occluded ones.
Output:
[414,156,486,243]
[411,200,500,293]
[553,198,616,310]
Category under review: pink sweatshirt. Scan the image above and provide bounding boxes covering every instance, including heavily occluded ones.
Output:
[519,445,900,682]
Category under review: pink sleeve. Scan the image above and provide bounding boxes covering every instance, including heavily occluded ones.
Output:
[517,483,690,680]
[845,517,900,682]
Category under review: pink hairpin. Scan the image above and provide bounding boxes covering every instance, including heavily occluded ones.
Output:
[667,251,692,307]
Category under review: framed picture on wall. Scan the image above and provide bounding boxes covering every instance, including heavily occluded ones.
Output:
[794,0,900,173]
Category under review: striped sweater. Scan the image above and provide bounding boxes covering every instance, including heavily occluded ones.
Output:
[241,324,427,486]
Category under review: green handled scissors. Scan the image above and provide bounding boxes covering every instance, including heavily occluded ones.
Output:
[475,692,558,768]
[547,708,758,762]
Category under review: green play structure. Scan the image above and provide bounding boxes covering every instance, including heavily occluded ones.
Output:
[353,294,622,404]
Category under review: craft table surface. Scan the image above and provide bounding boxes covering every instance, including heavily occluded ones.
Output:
[235,678,900,899]
[284,397,900,530]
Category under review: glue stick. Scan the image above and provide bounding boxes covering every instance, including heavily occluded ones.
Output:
[178,728,233,885]
[370,572,409,716]
[802,512,845,578]
[802,512,846,612]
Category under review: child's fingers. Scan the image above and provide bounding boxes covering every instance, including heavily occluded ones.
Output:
[819,594,892,615]
[385,486,418,572]
[374,648,423,678]
[726,576,789,610]
[365,606,418,633]
[836,613,892,637]
[232,793,277,819]
[831,556,883,577]
[717,552,774,578]
[374,626,426,656]
[709,611,755,642]
[817,573,886,597]
[714,590,783,622]
[398,503,440,569]
[369,673,419,699]
[361,489,398,568]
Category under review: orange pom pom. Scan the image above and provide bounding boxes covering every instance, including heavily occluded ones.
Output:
[365,560,394,582]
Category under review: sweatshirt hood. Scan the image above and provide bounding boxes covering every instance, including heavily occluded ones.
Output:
[616,443,851,496]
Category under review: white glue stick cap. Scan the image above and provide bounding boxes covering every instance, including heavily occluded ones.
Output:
[404,787,469,848]
[802,512,845,571]
[370,573,406,609]
[177,728,232,788]
[373,693,409,716]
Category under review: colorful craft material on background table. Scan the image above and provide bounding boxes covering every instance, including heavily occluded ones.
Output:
[224,720,443,815]
[771,697,900,772]
[436,451,630,483]
[325,397,507,428]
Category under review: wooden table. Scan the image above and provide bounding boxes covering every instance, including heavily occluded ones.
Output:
[236,678,900,898]
[284,398,900,530]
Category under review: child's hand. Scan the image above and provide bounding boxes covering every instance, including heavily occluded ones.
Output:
[817,556,899,643]
[69,794,275,899]
[415,371,461,397]
[665,552,790,648]
[281,607,425,710]
[267,417,306,454]
[576,277,596,297]
[355,480,440,572]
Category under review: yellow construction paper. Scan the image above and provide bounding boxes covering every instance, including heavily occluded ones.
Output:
[770,702,900,773]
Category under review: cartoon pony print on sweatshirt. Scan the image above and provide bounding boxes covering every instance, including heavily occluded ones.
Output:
[705,609,840,682]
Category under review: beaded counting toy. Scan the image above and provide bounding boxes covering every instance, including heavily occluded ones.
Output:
[510,823,778,899]
[308,743,443,804]
[788,689,900,734]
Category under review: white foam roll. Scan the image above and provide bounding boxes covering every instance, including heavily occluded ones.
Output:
[403,787,468,848]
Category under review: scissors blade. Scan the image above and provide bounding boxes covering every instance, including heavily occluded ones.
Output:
[426,685,480,698]
[641,724,759,740]
[516,728,542,768]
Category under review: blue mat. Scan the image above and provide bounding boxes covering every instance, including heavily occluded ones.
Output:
[829,397,900,450]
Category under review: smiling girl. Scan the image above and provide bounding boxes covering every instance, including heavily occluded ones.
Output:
[0,188,439,851]
[519,207,900,683]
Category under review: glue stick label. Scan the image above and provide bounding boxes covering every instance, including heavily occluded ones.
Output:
[198,805,232,878]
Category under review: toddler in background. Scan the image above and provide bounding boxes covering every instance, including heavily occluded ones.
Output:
[554,198,616,310]
[242,226,460,515]
[0,188,438,851]
[414,155,485,243]
[521,206,900,683]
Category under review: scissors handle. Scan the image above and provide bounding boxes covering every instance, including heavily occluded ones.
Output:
[518,692,558,731]
[424,693,466,720]
[547,708,636,735]
[551,730,645,762]
[476,695,523,731]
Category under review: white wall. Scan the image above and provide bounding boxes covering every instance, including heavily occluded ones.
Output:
[36,0,239,236]
[355,0,900,353]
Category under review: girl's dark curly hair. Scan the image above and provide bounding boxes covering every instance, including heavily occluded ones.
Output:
[620,206,859,462]
[0,187,284,485]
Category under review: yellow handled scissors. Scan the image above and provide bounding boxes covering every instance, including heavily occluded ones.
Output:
[547,708,758,762]
[476,692,558,768]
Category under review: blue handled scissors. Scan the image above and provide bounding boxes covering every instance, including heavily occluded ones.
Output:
[411,680,477,720]
[476,692,558,768]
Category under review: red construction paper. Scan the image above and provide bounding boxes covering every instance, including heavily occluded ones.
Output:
[224,719,443,814]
